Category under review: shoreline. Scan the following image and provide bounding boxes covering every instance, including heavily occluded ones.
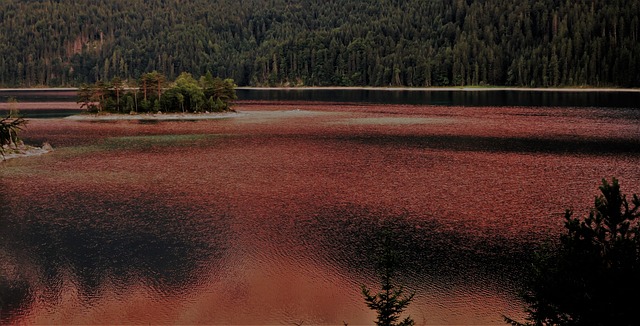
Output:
[1,144,53,161]
[1,86,640,93]
[237,86,640,92]
[64,111,245,121]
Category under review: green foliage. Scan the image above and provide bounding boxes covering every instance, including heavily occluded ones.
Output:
[111,76,125,112]
[168,72,205,112]
[362,231,415,326]
[0,116,27,157]
[76,83,99,112]
[0,0,638,87]
[140,99,151,113]
[507,178,640,326]
[77,71,236,114]
[200,72,237,112]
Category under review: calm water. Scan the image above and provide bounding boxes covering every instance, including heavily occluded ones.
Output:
[1,88,639,118]
[235,88,640,108]
[1,96,640,324]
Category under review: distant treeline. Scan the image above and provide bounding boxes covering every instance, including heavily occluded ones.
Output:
[1,0,638,88]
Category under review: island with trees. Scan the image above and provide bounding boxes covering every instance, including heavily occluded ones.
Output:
[76,71,237,115]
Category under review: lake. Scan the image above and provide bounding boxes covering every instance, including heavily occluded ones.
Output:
[1,89,640,324]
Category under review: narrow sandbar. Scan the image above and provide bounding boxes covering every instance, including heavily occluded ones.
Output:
[64,111,245,121]
[1,145,53,161]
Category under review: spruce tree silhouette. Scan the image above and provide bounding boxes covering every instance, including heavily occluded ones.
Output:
[362,229,415,326]
[506,178,640,326]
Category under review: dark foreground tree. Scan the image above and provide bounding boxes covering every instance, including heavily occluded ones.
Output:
[0,116,27,158]
[362,230,415,326]
[506,178,640,326]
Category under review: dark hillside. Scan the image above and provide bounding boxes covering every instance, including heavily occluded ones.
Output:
[1,0,638,87]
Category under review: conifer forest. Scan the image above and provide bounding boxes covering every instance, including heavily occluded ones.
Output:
[1,0,638,88]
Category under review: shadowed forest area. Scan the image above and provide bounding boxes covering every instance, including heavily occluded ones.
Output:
[0,0,639,88]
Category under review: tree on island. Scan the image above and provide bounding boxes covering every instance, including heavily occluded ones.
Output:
[77,83,98,112]
[160,72,205,112]
[506,178,640,326]
[77,81,109,112]
[200,71,238,111]
[111,76,125,112]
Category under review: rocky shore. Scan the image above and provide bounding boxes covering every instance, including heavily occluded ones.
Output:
[1,142,53,161]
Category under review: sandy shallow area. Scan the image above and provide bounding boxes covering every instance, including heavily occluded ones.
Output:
[1,145,52,161]
[64,111,246,121]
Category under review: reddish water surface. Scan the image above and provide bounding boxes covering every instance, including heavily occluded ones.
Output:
[1,102,639,324]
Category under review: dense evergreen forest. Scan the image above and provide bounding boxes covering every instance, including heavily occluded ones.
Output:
[1,0,639,88]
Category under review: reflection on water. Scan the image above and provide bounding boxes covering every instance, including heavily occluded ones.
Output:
[296,205,531,289]
[1,103,640,324]
[237,88,640,108]
[1,188,230,323]
[2,88,640,111]
[0,89,77,102]
[0,109,81,119]
[330,133,640,155]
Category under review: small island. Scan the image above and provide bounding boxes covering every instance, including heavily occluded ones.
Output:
[2,70,239,161]
[76,71,237,115]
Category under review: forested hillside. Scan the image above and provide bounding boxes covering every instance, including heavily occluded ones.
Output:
[1,0,638,87]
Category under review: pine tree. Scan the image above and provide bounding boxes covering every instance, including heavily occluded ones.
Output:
[507,178,640,326]
[362,231,415,326]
